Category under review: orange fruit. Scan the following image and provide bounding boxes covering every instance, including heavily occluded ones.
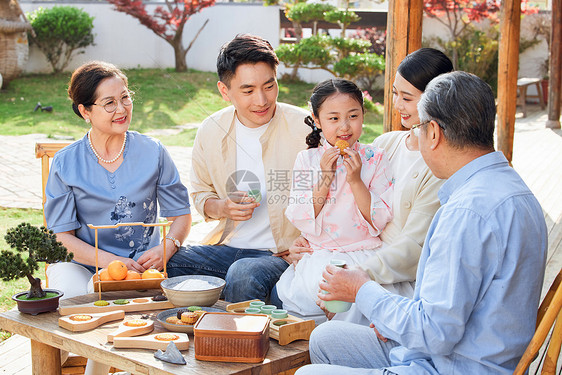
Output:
[107,260,128,280]
[97,268,112,282]
[142,269,164,279]
[125,270,141,280]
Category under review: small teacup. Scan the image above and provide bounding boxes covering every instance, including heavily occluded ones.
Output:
[245,307,262,314]
[271,309,288,319]
[260,305,277,315]
[249,301,266,308]
[322,259,352,313]
[247,189,262,203]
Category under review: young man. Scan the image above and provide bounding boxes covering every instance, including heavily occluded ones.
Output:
[296,72,548,375]
[167,34,309,303]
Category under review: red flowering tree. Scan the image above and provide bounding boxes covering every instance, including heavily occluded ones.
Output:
[108,0,215,72]
[424,0,537,68]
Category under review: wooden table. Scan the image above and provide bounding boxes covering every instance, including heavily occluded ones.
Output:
[0,290,310,375]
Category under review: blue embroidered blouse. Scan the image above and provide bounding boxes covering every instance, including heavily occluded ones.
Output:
[45,131,190,263]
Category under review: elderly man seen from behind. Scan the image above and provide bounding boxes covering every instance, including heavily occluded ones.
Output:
[296,71,548,375]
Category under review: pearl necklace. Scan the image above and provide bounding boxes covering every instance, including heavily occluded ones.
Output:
[87,130,127,164]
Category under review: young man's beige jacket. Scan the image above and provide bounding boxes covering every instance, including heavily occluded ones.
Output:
[190,103,310,253]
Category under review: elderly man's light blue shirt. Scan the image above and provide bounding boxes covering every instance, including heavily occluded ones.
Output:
[45,131,190,266]
[357,151,547,374]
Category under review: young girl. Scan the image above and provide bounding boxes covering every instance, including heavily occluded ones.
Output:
[276,79,393,319]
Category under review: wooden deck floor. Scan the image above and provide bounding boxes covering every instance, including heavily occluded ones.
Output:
[511,108,562,297]
[1,106,561,374]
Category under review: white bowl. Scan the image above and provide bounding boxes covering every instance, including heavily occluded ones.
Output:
[160,275,225,307]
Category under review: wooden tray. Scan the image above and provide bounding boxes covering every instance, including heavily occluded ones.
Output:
[87,221,171,294]
[113,332,189,351]
[226,300,316,345]
[91,277,165,292]
[58,310,125,332]
[59,296,174,316]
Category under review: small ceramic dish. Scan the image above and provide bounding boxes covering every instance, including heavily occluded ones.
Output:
[157,307,223,333]
[271,309,288,319]
[249,301,265,308]
[260,305,276,315]
[245,307,262,314]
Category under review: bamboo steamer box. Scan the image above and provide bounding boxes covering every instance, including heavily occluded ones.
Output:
[193,312,270,363]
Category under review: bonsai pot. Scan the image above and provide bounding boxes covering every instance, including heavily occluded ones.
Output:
[12,289,64,315]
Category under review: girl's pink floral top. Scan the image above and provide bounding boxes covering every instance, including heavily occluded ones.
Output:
[285,141,394,252]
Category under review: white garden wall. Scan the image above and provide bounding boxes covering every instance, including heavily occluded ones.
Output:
[19,1,548,87]
[20,1,280,74]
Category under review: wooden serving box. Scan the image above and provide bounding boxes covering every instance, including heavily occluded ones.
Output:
[87,222,171,293]
[193,312,270,363]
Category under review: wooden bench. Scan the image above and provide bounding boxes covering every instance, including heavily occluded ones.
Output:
[517,78,546,118]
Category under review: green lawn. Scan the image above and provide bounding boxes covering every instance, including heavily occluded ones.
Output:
[0,68,384,146]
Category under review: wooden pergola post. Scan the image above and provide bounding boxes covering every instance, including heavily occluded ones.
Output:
[383,0,423,132]
[547,0,561,129]
[496,0,521,163]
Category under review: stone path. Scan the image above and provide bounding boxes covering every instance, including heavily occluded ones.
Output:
[0,132,210,241]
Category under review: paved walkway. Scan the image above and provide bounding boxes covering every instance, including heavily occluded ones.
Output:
[0,132,205,216]
[0,106,559,244]
[0,133,195,210]
[0,107,555,210]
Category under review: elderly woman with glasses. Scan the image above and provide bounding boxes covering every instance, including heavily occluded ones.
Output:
[44,61,191,300]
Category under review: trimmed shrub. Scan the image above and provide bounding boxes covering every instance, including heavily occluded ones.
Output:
[28,6,95,73]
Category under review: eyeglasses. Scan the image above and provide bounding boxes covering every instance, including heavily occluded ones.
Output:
[92,91,134,113]
[411,120,430,136]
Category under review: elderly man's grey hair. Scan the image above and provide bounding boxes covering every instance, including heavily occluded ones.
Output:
[417,71,496,150]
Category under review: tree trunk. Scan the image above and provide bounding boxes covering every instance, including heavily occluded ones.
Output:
[290,21,303,80]
[172,40,188,72]
[26,274,46,299]
[181,19,210,73]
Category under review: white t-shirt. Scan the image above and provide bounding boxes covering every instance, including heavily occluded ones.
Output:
[226,117,276,250]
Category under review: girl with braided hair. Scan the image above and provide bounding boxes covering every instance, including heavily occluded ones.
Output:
[275,78,393,319]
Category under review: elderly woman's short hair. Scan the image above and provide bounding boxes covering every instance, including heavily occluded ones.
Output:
[417,71,495,150]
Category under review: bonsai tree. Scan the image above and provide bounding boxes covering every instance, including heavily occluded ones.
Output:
[276,2,384,90]
[0,223,73,299]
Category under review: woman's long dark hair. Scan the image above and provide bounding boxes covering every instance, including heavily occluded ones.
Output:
[305,79,364,148]
[397,48,453,92]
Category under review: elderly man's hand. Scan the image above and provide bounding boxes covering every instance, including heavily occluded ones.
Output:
[317,265,371,303]
[370,323,388,342]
